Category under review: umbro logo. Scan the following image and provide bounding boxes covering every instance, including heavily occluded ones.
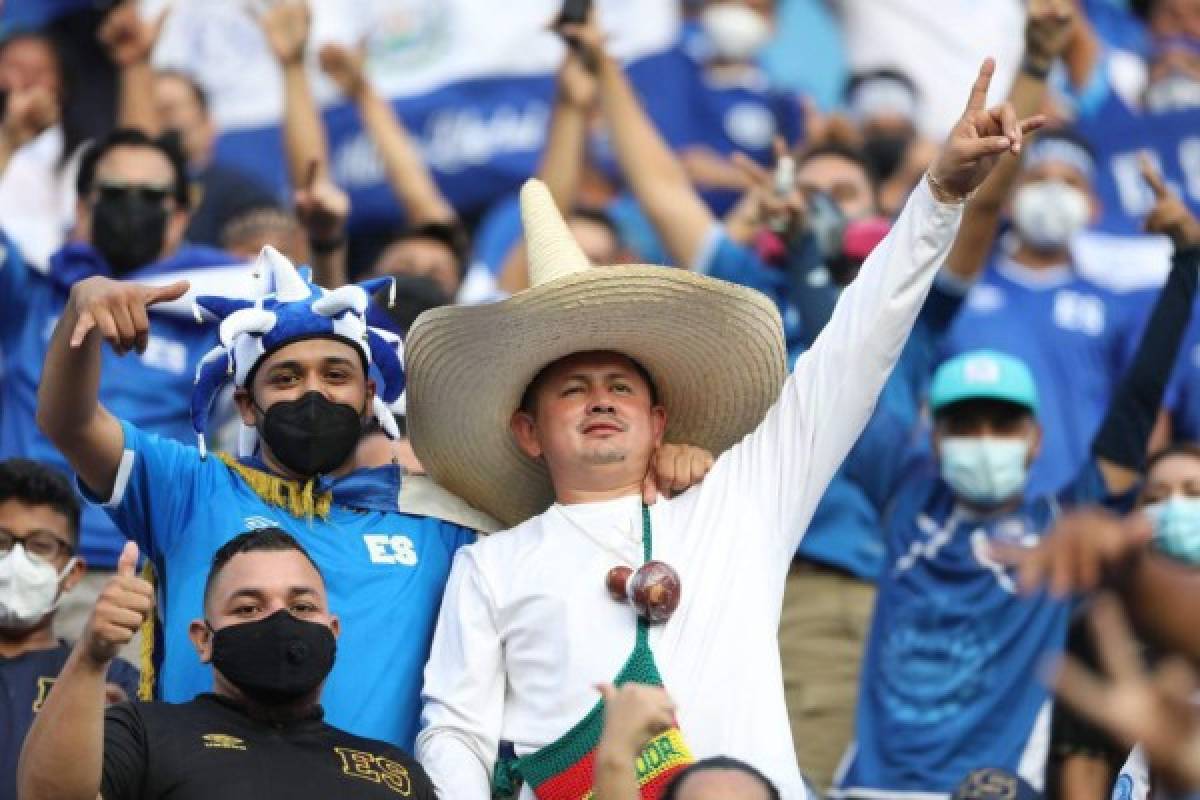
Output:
[243,516,279,530]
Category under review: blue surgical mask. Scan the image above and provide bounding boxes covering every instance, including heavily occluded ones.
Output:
[940,437,1030,505]
[1144,496,1200,565]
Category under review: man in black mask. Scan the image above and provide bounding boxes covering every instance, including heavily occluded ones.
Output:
[17,529,438,800]
[0,126,243,651]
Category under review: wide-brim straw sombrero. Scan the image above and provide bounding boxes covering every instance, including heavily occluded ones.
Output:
[405,180,787,528]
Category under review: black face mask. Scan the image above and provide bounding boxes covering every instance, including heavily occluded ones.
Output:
[258,391,365,477]
[862,133,912,183]
[91,192,169,277]
[210,609,336,704]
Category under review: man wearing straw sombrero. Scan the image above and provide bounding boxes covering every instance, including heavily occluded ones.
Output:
[409,59,1043,800]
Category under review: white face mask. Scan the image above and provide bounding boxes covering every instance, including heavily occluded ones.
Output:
[0,544,76,630]
[939,436,1031,506]
[701,3,771,63]
[1011,180,1090,252]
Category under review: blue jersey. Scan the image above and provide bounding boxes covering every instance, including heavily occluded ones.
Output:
[88,421,475,749]
[940,255,1149,495]
[1,642,138,800]
[1071,53,1200,234]
[0,236,234,568]
[836,458,1124,797]
[681,67,802,214]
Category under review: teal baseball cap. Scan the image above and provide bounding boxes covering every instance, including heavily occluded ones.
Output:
[930,350,1039,415]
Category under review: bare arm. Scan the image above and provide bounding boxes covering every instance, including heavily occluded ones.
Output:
[257,1,329,191]
[593,684,676,800]
[497,28,599,293]
[36,277,188,499]
[591,31,715,269]
[99,2,164,135]
[1063,0,1102,92]
[320,43,455,225]
[18,543,153,800]
[293,160,351,287]
[942,0,1072,281]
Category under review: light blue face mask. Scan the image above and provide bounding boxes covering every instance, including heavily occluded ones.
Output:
[939,436,1031,505]
[1144,496,1200,565]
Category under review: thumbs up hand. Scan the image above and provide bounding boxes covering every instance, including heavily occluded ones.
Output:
[82,541,154,667]
[1140,154,1200,250]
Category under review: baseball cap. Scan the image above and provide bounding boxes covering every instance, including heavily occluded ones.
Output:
[930,350,1039,416]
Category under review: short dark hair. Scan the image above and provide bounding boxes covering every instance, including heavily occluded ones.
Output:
[76,128,191,210]
[389,220,471,279]
[662,756,781,800]
[0,459,81,542]
[797,142,877,192]
[518,351,660,415]
[155,68,209,114]
[203,528,323,609]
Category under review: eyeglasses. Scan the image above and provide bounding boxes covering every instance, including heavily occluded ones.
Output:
[0,531,74,564]
[94,179,174,206]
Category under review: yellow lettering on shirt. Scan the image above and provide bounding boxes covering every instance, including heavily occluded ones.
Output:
[32,677,54,713]
[202,734,247,750]
[335,747,413,796]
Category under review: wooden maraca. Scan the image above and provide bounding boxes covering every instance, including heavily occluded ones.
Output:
[605,561,682,623]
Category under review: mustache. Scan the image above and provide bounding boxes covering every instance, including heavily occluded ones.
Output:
[578,413,629,434]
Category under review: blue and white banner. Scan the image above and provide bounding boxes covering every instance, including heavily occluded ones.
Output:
[1075,95,1200,235]
[148,0,683,226]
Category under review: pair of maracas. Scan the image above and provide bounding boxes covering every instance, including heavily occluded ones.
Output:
[605,561,682,623]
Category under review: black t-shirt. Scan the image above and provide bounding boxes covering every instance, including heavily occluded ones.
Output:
[2,642,139,800]
[101,694,437,800]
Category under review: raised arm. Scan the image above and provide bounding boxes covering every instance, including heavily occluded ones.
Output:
[35,276,189,499]
[589,25,716,269]
[18,542,153,800]
[319,42,455,225]
[714,59,1041,556]
[293,159,351,287]
[497,22,601,294]
[942,0,1073,282]
[99,1,165,136]
[1092,158,1200,494]
[257,0,328,192]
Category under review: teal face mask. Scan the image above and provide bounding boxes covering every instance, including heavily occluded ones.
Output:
[1144,496,1200,565]
[939,436,1030,505]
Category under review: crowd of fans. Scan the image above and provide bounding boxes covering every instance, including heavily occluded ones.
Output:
[4,0,1200,799]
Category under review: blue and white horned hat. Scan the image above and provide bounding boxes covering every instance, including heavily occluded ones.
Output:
[190,245,405,458]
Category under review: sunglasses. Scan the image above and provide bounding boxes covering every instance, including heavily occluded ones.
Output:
[94,179,174,206]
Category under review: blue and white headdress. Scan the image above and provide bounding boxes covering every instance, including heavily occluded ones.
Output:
[191,246,405,458]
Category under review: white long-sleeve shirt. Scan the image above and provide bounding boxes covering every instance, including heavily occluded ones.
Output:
[416,179,963,800]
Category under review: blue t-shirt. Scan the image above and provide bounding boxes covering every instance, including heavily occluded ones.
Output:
[940,256,1149,495]
[1,641,138,800]
[0,236,233,568]
[89,421,475,750]
[836,457,1125,796]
